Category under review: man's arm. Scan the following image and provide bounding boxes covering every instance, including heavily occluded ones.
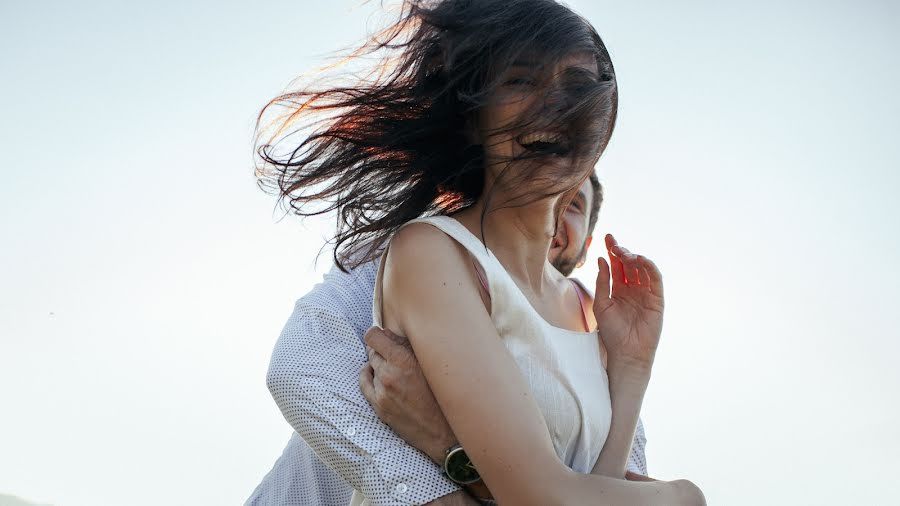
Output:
[361,327,492,503]
[360,327,652,493]
[266,262,462,505]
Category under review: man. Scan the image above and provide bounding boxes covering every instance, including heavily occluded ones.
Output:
[247,174,648,506]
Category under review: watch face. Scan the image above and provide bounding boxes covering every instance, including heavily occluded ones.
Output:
[446,447,481,484]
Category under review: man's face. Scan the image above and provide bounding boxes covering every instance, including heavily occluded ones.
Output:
[549,178,593,277]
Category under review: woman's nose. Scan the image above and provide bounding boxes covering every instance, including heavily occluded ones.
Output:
[544,83,569,113]
[546,71,585,113]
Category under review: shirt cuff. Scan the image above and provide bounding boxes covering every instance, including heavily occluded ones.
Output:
[371,444,460,505]
[325,394,461,505]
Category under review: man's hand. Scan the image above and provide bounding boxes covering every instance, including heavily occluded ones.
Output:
[359,327,457,464]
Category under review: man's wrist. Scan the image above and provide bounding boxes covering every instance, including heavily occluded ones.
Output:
[434,443,493,503]
[425,435,459,466]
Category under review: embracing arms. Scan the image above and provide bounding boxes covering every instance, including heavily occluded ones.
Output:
[360,326,650,476]
[378,224,703,505]
[265,262,473,505]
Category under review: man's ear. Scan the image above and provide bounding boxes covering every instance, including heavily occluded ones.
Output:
[576,235,593,268]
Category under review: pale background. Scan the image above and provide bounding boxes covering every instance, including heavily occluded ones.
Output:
[1,1,898,505]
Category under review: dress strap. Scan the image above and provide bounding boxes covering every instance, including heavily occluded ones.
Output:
[473,260,490,293]
[570,279,591,332]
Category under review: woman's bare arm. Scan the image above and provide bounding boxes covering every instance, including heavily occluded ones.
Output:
[590,234,667,478]
[577,271,651,479]
[591,365,650,477]
[379,223,698,506]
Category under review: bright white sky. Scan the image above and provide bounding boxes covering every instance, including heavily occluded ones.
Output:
[1,1,898,505]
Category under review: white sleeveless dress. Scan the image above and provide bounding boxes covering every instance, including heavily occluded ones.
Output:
[350,215,611,506]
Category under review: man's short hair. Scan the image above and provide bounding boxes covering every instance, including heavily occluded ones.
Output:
[587,172,603,236]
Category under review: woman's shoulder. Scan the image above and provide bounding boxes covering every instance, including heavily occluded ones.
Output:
[388,219,458,256]
[380,220,489,322]
[384,220,469,274]
[388,216,482,263]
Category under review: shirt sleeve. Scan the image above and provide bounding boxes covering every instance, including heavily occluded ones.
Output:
[266,262,460,506]
[625,417,648,475]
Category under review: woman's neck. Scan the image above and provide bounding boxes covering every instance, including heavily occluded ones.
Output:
[453,196,563,294]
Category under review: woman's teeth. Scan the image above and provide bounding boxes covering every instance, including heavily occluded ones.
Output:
[520,131,563,145]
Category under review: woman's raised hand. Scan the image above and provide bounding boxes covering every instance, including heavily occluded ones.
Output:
[593,234,665,371]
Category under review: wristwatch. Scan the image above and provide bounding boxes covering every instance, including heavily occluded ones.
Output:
[442,443,481,485]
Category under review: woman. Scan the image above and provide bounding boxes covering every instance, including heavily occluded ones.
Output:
[256,0,704,504]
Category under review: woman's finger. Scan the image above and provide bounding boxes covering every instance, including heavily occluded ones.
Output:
[596,256,611,299]
[605,234,627,289]
[610,236,645,288]
[621,251,646,287]
[637,259,652,287]
[616,245,640,287]
[629,263,641,286]
[607,234,631,262]
[637,255,664,297]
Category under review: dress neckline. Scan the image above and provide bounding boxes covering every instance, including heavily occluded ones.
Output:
[434,215,597,337]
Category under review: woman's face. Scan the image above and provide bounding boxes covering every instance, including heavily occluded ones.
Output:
[475,51,602,191]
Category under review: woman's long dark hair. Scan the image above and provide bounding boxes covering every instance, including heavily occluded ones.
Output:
[255,0,617,271]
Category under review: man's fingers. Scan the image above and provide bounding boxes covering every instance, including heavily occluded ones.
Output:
[367,345,387,372]
[364,327,401,360]
[359,363,376,404]
[382,328,411,348]
[363,327,384,347]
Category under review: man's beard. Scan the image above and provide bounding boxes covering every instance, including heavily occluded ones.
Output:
[551,241,588,277]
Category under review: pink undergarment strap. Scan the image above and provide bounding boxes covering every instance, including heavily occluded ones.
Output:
[472,260,489,293]
[571,279,591,332]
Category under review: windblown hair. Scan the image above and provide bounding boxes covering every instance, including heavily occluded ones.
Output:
[255,0,618,271]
